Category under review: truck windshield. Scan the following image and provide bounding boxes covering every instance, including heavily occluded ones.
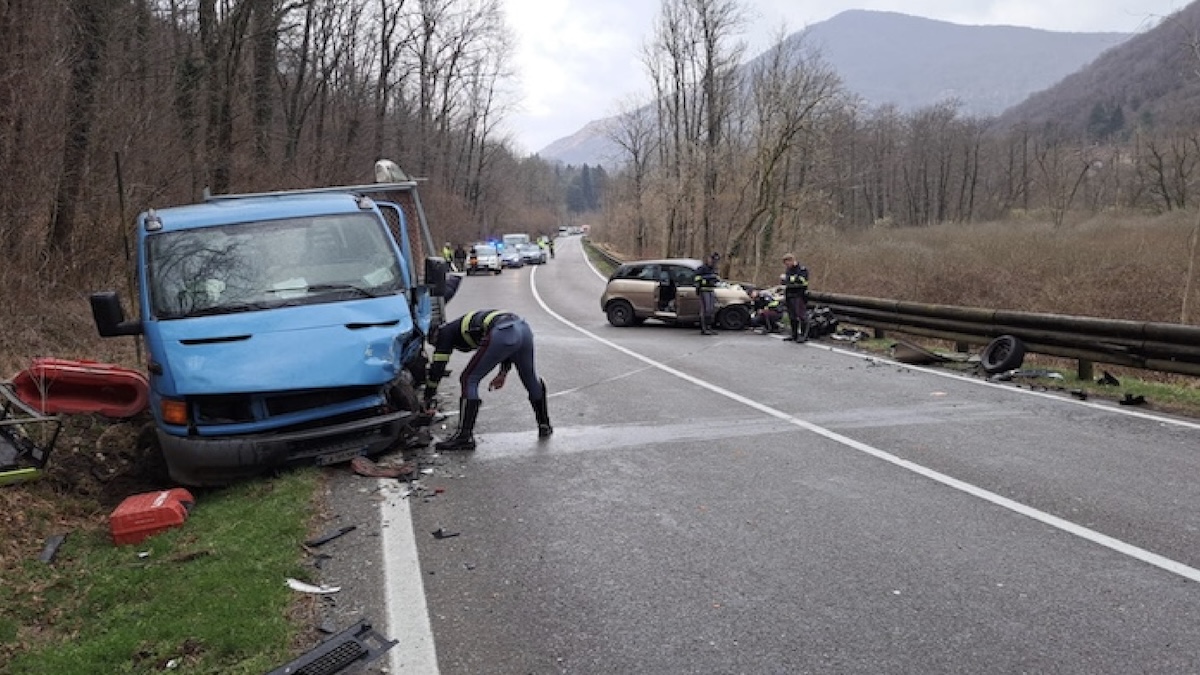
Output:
[147,213,404,319]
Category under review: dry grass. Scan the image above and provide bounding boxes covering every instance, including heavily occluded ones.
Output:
[801,210,1198,323]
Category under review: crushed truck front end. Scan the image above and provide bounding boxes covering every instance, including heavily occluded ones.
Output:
[93,179,445,486]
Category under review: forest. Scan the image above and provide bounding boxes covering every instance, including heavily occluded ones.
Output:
[5,0,1200,354]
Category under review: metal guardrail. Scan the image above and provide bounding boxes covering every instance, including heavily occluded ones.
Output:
[809,292,1200,378]
[585,239,1200,378]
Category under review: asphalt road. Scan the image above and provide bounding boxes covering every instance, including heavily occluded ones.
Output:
[316,235,1200,675]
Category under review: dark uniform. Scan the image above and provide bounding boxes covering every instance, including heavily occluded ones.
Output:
[452,244,467,272]
[781,254,810,342]
[694,253,721,335]
[423,310,551,450]
[750,290,783,334]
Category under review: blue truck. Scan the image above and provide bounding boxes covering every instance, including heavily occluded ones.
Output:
[90,161,450,486]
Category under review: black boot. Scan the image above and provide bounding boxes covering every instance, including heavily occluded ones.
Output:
[531,380,553,438]
[436,398,480,451]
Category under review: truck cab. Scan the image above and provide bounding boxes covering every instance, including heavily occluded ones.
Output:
[90,161,449,486]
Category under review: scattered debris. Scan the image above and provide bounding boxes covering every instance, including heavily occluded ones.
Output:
[304,525,356,548]
[891,340,953,365]
[108,488,195,546]
[1069,389,1088,400]
[38,533,67,563]
[830,328,868,342]
[166,549,212,564]
[265,619,396,675]
[988,368,1064,383]
[1119,393,1147,406]
[350,455,415,479]
[286,577,341,594]
[1098,371,1121,386]
[431,527,460,539]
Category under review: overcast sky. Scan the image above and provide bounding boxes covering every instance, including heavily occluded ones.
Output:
[499,0,1188,155]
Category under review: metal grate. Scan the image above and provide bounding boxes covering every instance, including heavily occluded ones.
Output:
[266,619,396,675]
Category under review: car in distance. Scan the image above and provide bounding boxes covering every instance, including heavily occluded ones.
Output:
[467,243,502,275]
[518,242,547,264]
[500,246,525,268]
[600,258,752,330]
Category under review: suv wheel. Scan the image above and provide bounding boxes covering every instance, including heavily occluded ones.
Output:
[717,305,750,331]
[606,300,635,327]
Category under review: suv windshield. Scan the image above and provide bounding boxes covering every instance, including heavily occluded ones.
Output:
[147,213,404,319]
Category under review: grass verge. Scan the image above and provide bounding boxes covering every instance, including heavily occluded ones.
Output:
[0,469,320,675]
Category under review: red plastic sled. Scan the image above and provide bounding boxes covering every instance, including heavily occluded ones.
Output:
[10,358,149,419]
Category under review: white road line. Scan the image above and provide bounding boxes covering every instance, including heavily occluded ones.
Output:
[579,240,1200,431]
[381,481,439,673]
[531,262,1200,584]
[381,245,1200,670]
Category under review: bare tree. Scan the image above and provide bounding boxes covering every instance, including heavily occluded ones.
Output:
[607,101,659,256]
[723,32,841,276]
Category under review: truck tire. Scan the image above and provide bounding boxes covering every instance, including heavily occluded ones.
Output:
[388,369,422,413]
[981,335,1026,373]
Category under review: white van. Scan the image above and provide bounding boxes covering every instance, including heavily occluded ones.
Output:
[502,233,530,250]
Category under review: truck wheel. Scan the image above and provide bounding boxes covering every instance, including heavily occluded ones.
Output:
[606,300,635,327]
[717,306,750,331]
[981,335,1026,373]
[388,372,421,413]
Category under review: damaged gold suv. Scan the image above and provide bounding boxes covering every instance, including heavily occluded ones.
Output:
[600,258,752,330]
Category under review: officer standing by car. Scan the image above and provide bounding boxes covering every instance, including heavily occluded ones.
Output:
[452,243,467,272]
[423,310,552,450]
[781,253,810,342]
[694,252,721,335]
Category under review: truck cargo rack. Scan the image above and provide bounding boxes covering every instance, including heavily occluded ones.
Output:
[1,381,62,485]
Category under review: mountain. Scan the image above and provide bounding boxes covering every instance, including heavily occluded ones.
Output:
[791,10,1128,116]
[537,9,1133,166]
[995,3,1200,136]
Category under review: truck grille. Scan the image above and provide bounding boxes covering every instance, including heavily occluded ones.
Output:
[192,386,381,425]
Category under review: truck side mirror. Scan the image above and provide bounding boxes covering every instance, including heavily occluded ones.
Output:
[90,291,143,337]
[424,257,448,297]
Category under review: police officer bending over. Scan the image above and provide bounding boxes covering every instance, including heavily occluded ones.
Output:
[423,310,552,450]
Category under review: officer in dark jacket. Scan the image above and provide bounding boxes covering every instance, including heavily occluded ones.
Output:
[780,253,810,342]
[423,310,551,450]
[694,252,721,335]
[749,289,783,334]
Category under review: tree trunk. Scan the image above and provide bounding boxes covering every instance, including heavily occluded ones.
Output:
[49,0,116,256]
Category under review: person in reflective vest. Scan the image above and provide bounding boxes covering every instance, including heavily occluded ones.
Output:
[693,252,721,335]
[780,253,810,342]
[423,310,551,450]
[441,242,454,269]
[749,288,783,334]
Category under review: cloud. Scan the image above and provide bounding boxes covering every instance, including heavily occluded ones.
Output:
[501,0,1186,155]
[502,0,654,153]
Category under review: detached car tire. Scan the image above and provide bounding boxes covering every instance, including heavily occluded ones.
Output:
[981,335,1026,373]
[606,300,636,327]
